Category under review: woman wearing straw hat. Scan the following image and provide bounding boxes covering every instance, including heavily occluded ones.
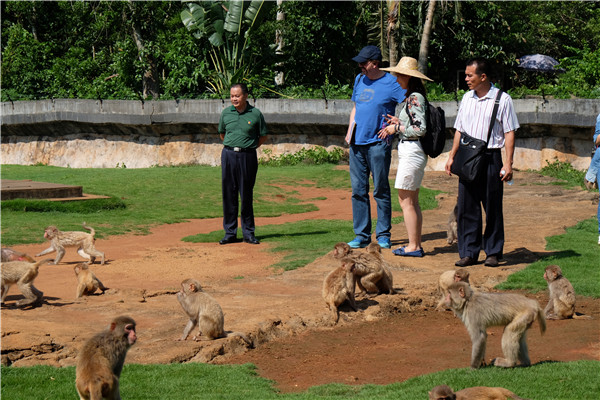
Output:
[379,57,433,257]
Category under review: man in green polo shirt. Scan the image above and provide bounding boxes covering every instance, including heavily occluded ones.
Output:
[218,83,268,245]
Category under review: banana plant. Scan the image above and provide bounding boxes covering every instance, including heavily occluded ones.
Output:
[181,0,273,97]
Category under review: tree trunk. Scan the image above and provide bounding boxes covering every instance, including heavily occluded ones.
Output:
[274,0,285,86]
[387,0,400,67]
[418,0,436,74]
[128,1,159,99]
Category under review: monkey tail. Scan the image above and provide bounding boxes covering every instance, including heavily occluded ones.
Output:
[82,222,96,237]
[572,313,592,320]
[35,258,54,268]
[537,308,547,335]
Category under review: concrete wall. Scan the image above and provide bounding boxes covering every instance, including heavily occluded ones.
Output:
[1,98,598,170]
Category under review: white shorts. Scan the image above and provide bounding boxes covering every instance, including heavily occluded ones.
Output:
[394,140,427,191]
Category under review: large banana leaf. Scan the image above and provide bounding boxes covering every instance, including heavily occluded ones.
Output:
[224,0,244,35]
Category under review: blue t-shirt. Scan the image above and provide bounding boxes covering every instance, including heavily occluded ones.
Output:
[351,73,406,145]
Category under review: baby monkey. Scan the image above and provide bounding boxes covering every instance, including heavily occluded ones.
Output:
[543,264,589,320]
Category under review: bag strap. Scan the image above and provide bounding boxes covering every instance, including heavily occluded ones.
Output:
[486,89,503,145]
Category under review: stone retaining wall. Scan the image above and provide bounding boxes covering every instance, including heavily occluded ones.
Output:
[1,98,598,171]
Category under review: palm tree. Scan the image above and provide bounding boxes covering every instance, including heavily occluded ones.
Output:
[418,0,437,74]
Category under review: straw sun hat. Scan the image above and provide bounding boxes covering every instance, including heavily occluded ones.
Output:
[381,56,433,81]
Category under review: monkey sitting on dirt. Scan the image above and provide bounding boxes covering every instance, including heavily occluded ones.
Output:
[322,257,358,324]
[447,203,458,245]
[176,278,251,345]
[74,263,109,298]
[429,384,529,400]
[36,222,105,265]
[332,242,393,297]
[543,264,590,320]
[1,258,53,307]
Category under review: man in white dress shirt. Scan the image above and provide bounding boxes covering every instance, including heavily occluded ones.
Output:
[445,58,519,268]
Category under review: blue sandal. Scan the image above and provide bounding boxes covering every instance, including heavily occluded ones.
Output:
[392,246,425,257]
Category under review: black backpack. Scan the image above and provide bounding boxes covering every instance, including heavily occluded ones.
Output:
[406,98,446,158]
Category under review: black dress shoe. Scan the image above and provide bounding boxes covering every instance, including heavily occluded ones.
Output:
[219,236,238,245]
[243,236,260,245]
[484,255,499,267]
[455,256,477,267]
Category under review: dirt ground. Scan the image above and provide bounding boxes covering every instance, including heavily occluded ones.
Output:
[2,170,599,393]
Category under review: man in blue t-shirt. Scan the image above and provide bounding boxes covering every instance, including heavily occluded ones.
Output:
[345,46,406,249]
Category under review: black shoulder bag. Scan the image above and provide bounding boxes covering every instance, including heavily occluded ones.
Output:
[450,90,502,182]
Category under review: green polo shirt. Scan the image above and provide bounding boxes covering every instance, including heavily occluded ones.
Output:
[218,104,268,149]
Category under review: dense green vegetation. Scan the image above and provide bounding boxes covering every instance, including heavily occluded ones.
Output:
[2,1,599,101]
[2,360,598,399]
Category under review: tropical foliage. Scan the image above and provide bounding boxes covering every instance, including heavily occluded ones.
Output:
[1,1,599,101]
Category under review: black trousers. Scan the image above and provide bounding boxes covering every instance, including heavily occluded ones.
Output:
[221,147,258,239]
[457,149,504,259]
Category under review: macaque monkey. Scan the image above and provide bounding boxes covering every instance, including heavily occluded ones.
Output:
[365,243,395,294]
[436,270,470,310]
[74,263,108,298]
[429,384,528,400]
[332,242,353,259]
[322,257,358,324]
[36,222,105,265]
[332,242,387,297]
[75,316,137,400]
[447,203,458,244]
[444,281,546,368]
[543,264,588,320]
[1,259,53,307]
[176,278,251,345]
[1,247,35,263]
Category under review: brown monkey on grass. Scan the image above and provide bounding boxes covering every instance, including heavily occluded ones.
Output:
[36,222,105,265]
[1,259,53,307]
[543,264,590,320]
[444,281,546,368]
[74,263,109,298]
[75,315,137,400]
[429,384,528,400]
[322,257,358,324]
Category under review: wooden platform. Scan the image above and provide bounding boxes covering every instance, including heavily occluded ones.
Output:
[1,180,109,201]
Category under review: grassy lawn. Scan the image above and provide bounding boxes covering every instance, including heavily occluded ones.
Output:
[1,164,438,270]
[1,361,598,399]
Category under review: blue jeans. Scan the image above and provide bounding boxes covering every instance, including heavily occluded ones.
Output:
[349,141,392,241]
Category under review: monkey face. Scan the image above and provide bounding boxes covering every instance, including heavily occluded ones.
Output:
[125,324,137,345]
